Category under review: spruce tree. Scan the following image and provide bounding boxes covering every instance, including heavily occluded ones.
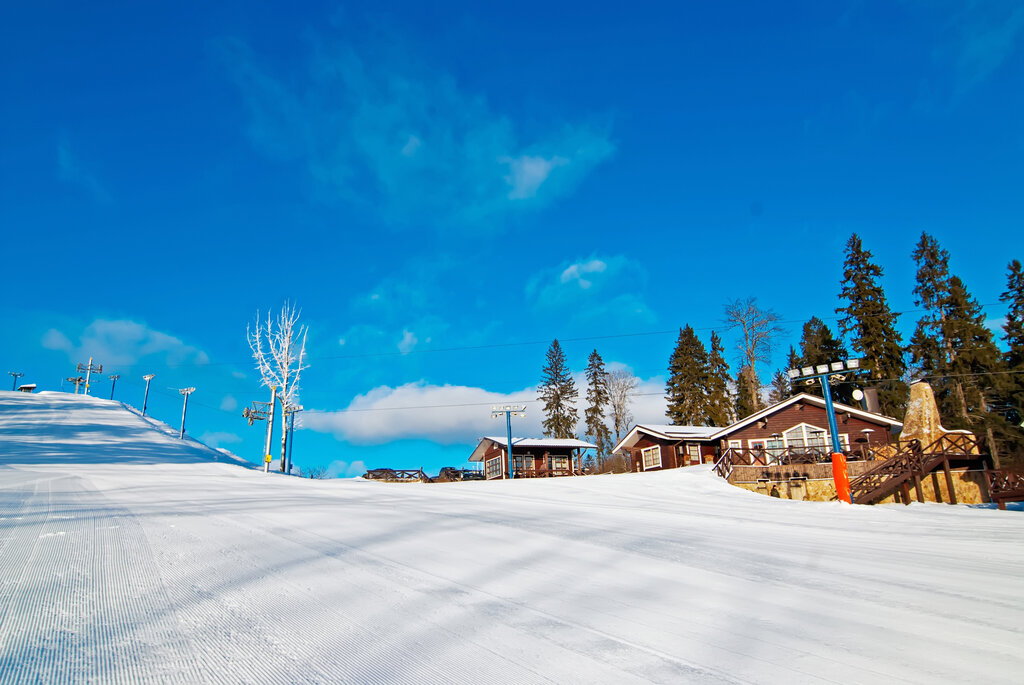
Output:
[942,275,1006,466]
[797,317,853,404]
[539,339,579,439]
[1000,260,1024,463]
[836,233,908,416]
[665,325,710,425]
[909,233,951,385]
[767,369,790,405]
[734,364,761,419]
[705,331,734,426]
[584,350,613,467]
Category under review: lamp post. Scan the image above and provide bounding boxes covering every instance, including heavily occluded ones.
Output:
[108,374,120,400]
[76,358,102,396]
[142,374,155,416]
[787,359,867,504]
[491,405,526,479]
[284,404,303,474]
[178,387,196,439]
[9,372,24,391]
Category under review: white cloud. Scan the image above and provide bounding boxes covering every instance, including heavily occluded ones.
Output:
[302,372,668,447]
[326,460,368,478]
[502,154,568,200]
[40,319,209,367]
[231,370,248,380]
[526,255,654,326]
[199,431,243,448]
[397,329,418,355]
[401,135,421,157]
[220,395,238,412]
[559,258,607,289]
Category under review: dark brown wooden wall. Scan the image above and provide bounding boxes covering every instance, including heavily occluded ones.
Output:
[721,403,894,448]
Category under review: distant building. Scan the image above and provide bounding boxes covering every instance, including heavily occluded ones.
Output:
[612,393,903,472]
[469,437,597,480]
[17,384,36,393]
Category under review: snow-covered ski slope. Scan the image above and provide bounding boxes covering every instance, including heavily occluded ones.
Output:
[0,391,1022,684]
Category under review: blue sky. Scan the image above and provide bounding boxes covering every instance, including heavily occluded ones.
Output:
[2,1,1022,476]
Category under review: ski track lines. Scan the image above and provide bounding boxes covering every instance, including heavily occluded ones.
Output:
[0,473,203,684]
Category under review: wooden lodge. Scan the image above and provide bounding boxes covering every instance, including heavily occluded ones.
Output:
[469,437,597,480]
[613,393,904,472]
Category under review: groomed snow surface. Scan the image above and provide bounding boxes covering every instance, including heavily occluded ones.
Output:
[1,391,1022,684]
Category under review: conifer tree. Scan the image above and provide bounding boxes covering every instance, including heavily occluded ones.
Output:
[942,275,1006,465]
[909,233,951,386]
[836,233,908,416]
[767,369,790,405]
[734,364,761,419]
[797,317,853,404]
[539,339,578,439]
[705,331,734,426]
[665,325,710,425]
[584,350,613,467]
[1000,260,1024,463]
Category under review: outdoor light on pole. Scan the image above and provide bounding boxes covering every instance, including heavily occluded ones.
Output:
[284,404,303,474]
[142,374,156,416]
[108,374,120,400]
[491,404,526,479]
[178,387,196,439]
[77,357,103,396]
[787,358,867,503]
[9,372,24,391]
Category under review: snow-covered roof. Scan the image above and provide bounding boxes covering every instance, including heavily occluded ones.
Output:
[611,424,719,455]
[469,436,597,462]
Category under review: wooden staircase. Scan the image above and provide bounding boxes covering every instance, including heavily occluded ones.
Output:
[848,433,983,505]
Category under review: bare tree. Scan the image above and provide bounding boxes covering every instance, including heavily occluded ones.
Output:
[607,369,638,444]
[304,464,329,480]
[248,302,309,471]
[723,297,784,412]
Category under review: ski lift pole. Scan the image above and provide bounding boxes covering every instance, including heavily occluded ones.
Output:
[263,386,277,473]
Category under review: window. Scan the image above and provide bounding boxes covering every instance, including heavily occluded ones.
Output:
[548,456,570,471]
[782,424,850,452]
[485,456,503,479]
[513,455,533,472]
[641,446,661,469]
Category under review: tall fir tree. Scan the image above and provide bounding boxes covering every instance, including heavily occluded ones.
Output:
[942,275,1007,466]
[584,350,613,467]
[909,232,951,385]
[705,331,734,426]
[836,233,908,416]
[1000,260,1024,463]
[734,364,761,419]
[796,317,853,404]
[665,325,710,425]
[539,339,579,439]
[767,369,791,405]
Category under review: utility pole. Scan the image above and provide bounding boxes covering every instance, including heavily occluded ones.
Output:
[108,374,120,400]
[142,374,155,416]
[283,404,303,474]
[67,376,85,394]
[9,372,24,391]
[264,386,277,473]
[242,390,276,472]
[76,357,103,396]
[178,387,196,439]
[490,405,526,479]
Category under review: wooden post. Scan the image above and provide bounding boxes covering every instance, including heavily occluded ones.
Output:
[913,474,925,502]
[942,458,957,505]
[899,481,912,506]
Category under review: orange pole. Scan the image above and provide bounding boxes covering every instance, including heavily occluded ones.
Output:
[832,452,851,503]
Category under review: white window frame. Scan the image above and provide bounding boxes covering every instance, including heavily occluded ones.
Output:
[782,423,850,452]
[514,455,534,472]
[640,446,661,470]
[485,456,503,480]
[686,444,702,465]
[547,455,570,471]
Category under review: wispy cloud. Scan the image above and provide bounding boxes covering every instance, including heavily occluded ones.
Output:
[56,138,111,204]
[199,431,242,448]
[526,255,654,326]
[218,37,614,228]
[954,5,1024,93]
[41,319,209,368]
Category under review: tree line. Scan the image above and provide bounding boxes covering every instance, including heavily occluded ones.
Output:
[538,232,1024,468]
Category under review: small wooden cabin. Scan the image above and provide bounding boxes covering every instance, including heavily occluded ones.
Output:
[612,425,719,472]
[469,437,597,480]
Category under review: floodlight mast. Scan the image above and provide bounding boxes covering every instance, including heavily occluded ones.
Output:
[491,404,526,479]
[178,387,196,439]
[108,374,120,400]
[786,359,866,504]
[9,372,24,391]
[76,357,103,396]
[142,374,156,416]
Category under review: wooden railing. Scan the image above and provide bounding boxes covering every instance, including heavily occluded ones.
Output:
[987,470,1024,510]
[713,445,873,478]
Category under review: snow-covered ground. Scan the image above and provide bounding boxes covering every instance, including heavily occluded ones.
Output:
[1,391,1022,683]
